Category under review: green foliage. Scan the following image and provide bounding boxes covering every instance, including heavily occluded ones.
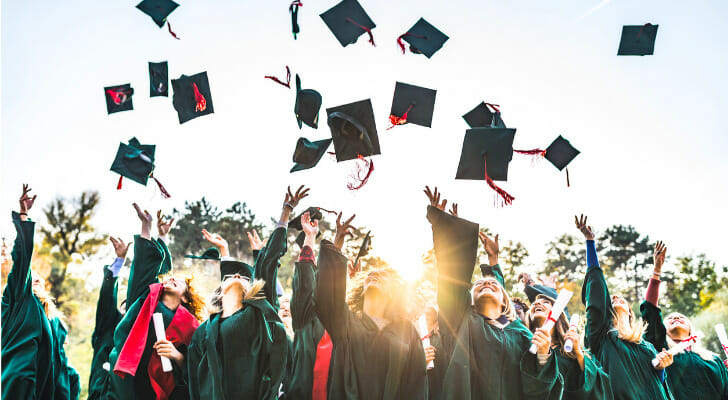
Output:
[662,255,728,316]
[542,234,586,282]
[691,290,728,356]
[598,225,653,304]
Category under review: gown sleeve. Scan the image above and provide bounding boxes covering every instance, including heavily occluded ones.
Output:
[565,352,614,399]
[291,248,317,330]
[314,240,351,341]
[2,212,36,314]
[581,239,612,354]
[125,235,165,307]
[520,344,560,400]
[155,238,173,276]
[253,227,288,310]
[640,278,668,351]
[92,264,122,352]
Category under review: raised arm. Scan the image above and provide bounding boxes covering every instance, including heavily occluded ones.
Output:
[125,203,165,306]
[2,184,38,313]
[641,241,668,350]
[576,215,612,352]
[155,210,175,276]
[92,238,128,351]
[291,211,319,330]
[479,232,505,287]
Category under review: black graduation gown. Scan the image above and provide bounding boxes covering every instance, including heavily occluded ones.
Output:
[315,240,428,400]
[88,266,123,400]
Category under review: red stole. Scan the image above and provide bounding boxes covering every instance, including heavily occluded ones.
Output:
[114,283,199,399]
[311,330,333,400]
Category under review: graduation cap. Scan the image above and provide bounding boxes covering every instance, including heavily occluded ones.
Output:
[289,206,324,248]
[389,82,437,129]
[104,84,134,114]
[184,247,220,261]
[171,71,214,124]
[397,18,449,58]
[110,137,171,198]
[289,1,303,39]
[327,99,381,161]
[220,260,254,281]
[136,0,179,28]
[353,231,371,267]
[456,128,517,205]
[524,284,558,303]
[462,102,506,128]
[291,138,333,173]
[320,0,376,47]
[294,74,322,129]
[149,62,168,97]
[545,135,580,187]
[618,23,658,56]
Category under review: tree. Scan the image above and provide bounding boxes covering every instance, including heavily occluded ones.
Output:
[39,191,105,308]
[542,234,586,283]
[662,255,728,316]
[599,225,653,304]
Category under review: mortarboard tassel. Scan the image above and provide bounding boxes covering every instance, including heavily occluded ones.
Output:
[345,18,375,46]
[264,66,292,88]
[636,23,653,41]
[483,155,515,206]
[316,207,339,216]
[347,155,374,190]
[397,33,427,54]
[484,103,500,113]
[387,104,414,130]
[106,89,132,105]
[167,21,180,40]
[566,168,571,188]
[117,176,124,190]
[289,1,302,39]
[151,174,171,199]
[192,83,207,112]
[514,148,547,165]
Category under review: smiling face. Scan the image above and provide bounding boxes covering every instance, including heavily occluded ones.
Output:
[363,270,393,298]
[528,295,554,327]
[664,312,691,340]
[611,295,630,314]
[162,276,188,299]
[472,277,504,306]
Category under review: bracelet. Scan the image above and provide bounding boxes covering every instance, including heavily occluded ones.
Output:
[652,271,661,276]
[283,202,294,210]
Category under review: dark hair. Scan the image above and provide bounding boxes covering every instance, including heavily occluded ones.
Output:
[523,295,574,359]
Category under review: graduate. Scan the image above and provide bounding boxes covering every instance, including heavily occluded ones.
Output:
[576,214,675,400]
[640,241,728,399]
[282,210,334,400]
[108,204,204,400]
[88,237,129,400]
[424,186,560,400]
[51,309,82,400]
[315,211,428,400]
[186,185,308,400]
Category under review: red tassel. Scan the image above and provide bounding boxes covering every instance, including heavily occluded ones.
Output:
[387,104,414,130]
[151,174,171,199]
[483,155,514,206]
[316,207,339,216]
[167,21,180,40]
[484,103,500,113]
[192,83,207,112]
[566,168,571,188]
[513,149,546,156]
[347,155,374,190]
[397,33,427,54]
[117,176,123,190]
[264,66,292,88]
[636,23,652,40]
[345,18,375,46]
[106,89,131,105]
[289,0,303,10]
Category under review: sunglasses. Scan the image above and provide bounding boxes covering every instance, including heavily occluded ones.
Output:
[222,274,250,282]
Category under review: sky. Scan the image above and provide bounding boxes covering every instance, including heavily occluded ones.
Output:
[2,0,728,281]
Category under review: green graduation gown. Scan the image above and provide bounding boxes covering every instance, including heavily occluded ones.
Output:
[427,206,560,400]
[582,240,673,400]
[88,266,123,400]
[641,301,728,400]
[186,227,289,400]
[1,212,56,399]
[315,240,428,400]
[51,316,81,400]
[552,347,614,400]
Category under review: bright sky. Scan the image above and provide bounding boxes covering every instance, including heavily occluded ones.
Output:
[2,0,728,280]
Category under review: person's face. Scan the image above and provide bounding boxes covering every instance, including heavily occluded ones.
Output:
[472,277,504,305]
[162,276,187,298]
[279,299,291,319]
[363,270,392,296]
[31,274,46,293]
[665,312,691,338]
[221,274,249,296]
[611,295,630,314]
[529,296,554,326]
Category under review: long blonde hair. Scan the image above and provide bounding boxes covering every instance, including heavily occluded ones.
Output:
[208,278,266,314]
[33,284,61,321]
[664,312,717,361]
[346,267,409,321]
[611,306,646,344]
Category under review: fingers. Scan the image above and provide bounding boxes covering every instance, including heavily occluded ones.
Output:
[494,234,499,247]
[109,236,118,247]
[302,212,310,225]
[344,214,356,226]
[133,203,142,216]
[157,210,162,220]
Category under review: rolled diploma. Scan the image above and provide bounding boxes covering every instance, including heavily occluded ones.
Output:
[529,289,573,354]
[651,330,705,367]
[563,314,580,352]
[153,312,174,372]
[715,324,728,358]
[418,315,434,370]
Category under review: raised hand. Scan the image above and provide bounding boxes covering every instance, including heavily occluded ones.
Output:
[448,203,459,217]
[202,229,230,258]
[575,214,595,240]
[109,237,132,259]
[518,272,535,286]
[334,212,356,250]
[19,184,37,215]
[479,232,499,266]
[247,230,266,251]
[538,272,558,290]
[301,212,319,237]
[157,210,175,237]
[653,241,667,274]
[348,257,362,278]
[424,186,447,211]
[284,185,310,210]
[133,203,153,240]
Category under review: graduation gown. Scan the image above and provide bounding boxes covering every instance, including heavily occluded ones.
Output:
[552,347,614,400]
[1,212,56,399]
[427,206,560,400]
[315,240,428,400]
[641,300,728,400]
[108,235,197,400]
[582,240,673,400]
[186,227,289,400]
[51,316,81,400]
[88,266,123,400]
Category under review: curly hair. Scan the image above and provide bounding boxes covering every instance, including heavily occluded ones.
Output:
[180,277,206,322]
[346,267,409,321]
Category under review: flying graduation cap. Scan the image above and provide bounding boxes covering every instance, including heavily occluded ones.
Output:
[462,102,506,129]
[110,137,171,198]
[456,128,517,206]
[320,0,376,47]
[289,1,303,39]
[353,231,371,268]
[136,0,180,38]
[184,247,221,261]
[618,24,658,56]
[289,206,325,248]
[397,18,449,58]
[326,99,380,189]
[388,82,437,129]
[544,135,580,186]
[291,138,333,173]
[104,84,134,114]
[295,74,322,129]
[149,62,168,97]
[171,72,214,124]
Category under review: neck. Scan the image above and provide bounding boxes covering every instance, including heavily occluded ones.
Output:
[362,291,389,321]
[668,329,690,342]
[160,292,181,311]
[221,290,244,318]
[476,299,502,320]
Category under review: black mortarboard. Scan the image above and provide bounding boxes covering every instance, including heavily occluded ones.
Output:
[110,137,156,186]
[353,231,371,266]
[455,128,516,181]
[171,71,214,124]
[291,138,333,173]
[149,62,168,97]
[184,247,220,260]
[462,102,506,128]
[294,74,322,129]
[136,0,179,28]
[389,82,437,128]
[320,0,376,47]
[544,135,580,171]
[327,99,381,161]
[104,84,134,114]
[219,260,254,281]
[524,284,558,303]
[397,18,449,58]
[617,24,658,56]
[289,206,324,248]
